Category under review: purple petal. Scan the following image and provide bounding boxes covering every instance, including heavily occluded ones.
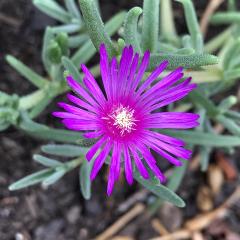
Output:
[83,77,105,106]
[146,86,197,112]
[86,137,106,161]
[114,143,122,181]
[66,76,99,107]
[81,64,106,104]
[67,93,97,113]
[123,53,139,95]
[83,131,102,139]
[99,44,111,99]
[144,82,196,108]
[143,130,185,147]
[140,67,184,100]
[146,112,199,121]
[136,60,168,96]
[139,145,166,183]
[58,102,97,119]
[107,142,120,195]
[154,147,183,166]
[123,145,133,185]
[130,147,149,179]
[90,141,112,180]
[107,169,115,196]
[62,119,99,131]
[146,121,199,129]
[109,57,118,101]
[131,50,150,91]
[118,46,134,96]
[145,135,192,160]
[52,112,86,119]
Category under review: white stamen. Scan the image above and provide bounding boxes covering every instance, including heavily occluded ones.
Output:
[104,104,137,136]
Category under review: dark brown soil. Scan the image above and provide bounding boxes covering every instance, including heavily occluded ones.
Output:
[1,1,240,240]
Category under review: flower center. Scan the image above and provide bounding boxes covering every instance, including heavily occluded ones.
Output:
[104,104,137,136]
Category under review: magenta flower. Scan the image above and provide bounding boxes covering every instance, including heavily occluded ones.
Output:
[53,44,199,195]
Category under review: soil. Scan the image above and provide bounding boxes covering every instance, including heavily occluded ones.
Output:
[0,1,240,240]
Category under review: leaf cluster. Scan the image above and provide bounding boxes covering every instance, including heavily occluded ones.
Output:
[4,0,240,207]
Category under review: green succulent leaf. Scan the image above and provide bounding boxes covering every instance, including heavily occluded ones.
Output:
[51,24,81,33]
[68,35,89,48]
[176,0,203,53]
[42,169,66,187]
[33,0,71,23]
[29,96,52,119]
[211,12,240,25]
[62,56,82,83]
[199,146,211,171]
[226,110,240,122]
[189,91,219,117]
[217,115,240,136]
[19,111,49,132]
[218,96,237,113]
[142,0,160,52]
[149,161,188,213]
[26,126,83,143]
[5,55,48,88]
[124,7,142,53]
[223,38,240,70]
[134,171,185,208]
[182,35,193,48]
[47,40,62,64]
[72,11,126,65]
[56,33,69,56]
[167,161,188,191]
[79,159,94,200]
[174,48,195,55]
[160,0,177,39]
[79,0,116,58]
[18,112,83,143]
[64,0,81,20]
[33,154,63,167]
[9,169,54,190]
[42,27,55,74]
[228,0,237,12]
[148,53,218,70]
[41,144,87,157]
[161,129,240,147]
[205,27,232,53]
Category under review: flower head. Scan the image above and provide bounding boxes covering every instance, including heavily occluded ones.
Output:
[53,44,199,195]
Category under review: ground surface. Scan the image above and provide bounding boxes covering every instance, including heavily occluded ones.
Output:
[0,1,240,240]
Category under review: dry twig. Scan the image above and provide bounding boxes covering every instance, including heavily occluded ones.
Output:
[0,13,20,27]
[95,203,145,240]
[216,152,238,180]
[192,231,205,240]
[200,0,225,37]
[185,187,240,231]
[149,229,191,240]
[117,189,148,213]
[149,187,240,240]
[151,219,170,236]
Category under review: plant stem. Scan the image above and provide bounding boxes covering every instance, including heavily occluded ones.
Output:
[65,157,84,171]
[19,89,46,110]
[19,64,100,111]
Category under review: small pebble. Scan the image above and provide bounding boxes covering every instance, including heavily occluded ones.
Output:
[158,202,183,231]
[15,233,24,240]
[67,205,81,224]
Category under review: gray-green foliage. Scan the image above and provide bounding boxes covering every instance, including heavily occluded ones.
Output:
[4,0,240,207]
